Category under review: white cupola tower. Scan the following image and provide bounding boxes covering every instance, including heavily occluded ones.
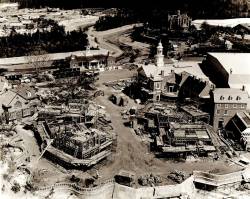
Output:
[155,41,164,67]
[85,45,91,56]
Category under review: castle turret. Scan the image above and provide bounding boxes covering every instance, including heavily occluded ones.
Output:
[155,41,164,67]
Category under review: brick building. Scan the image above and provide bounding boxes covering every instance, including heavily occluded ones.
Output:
[212,88,248,130]
[201,53,250,105]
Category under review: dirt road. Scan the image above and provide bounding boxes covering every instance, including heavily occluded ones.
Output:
[92,69,242,182]
[88,24,143,57]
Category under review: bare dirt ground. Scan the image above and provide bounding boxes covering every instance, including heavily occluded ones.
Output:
[91,69,242,184]
[11,69,243,187]
[15,125,70,186]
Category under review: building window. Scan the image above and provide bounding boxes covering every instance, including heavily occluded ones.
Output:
[22,108,30,117]
[236,96,241,100]
[217,110,220,115]
[217,104,221,108]
[9,112,16,120]
[241,104,245,109]
[14,101,22,109]
[27,91,31,98]
[228,96,232,100]
[168,86,174,92]
[224,110,228,115]
[220,96,224,100]
[225,104,228,108]
[233,104,237,108]
[156,83,160,89]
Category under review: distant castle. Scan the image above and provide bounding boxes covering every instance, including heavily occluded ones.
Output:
[168,10,192,31]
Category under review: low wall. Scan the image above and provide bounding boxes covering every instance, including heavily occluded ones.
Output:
[193,170,244,187]
[113,176,194,199]
[35,168,249,199]
[36,180,114,199]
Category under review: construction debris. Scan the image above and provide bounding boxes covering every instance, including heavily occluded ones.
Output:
[167,170,189,184]
[138,173,162,186]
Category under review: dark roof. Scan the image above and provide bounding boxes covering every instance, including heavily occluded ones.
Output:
[72,54,108,62]
[199,82,212,99]
[178,71,190,87]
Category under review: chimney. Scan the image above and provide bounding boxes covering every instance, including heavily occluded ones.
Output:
[242,85,245,91]
[210,84,215,91]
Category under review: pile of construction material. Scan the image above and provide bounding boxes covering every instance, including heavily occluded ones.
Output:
[138,173,162,186]
[104,78,134,91]
[167,170,189,184]
[109,93,129,107]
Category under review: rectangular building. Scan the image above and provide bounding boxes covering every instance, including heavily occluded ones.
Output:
[212,88,248,130]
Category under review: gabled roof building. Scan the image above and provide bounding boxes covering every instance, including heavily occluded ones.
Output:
[137,42,213,102]
[212,88,249,130]
[0,85,39,123]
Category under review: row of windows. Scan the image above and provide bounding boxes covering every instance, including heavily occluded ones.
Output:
[220,95,241,101]
[216,110,228,115]
[217,103,245,109]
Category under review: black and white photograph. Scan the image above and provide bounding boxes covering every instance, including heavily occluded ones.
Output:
[1,0,250,198]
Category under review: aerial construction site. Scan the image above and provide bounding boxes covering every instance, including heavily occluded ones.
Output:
[1,3,250,199]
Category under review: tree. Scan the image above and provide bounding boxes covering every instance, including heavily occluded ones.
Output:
[26,53,51,76]
[11,182,21,193]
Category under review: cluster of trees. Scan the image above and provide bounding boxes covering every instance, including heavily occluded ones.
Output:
[9,1,250,38]
[13,0,250,19]
[95,15,133,31]
[132,21,246,58]
[94,8,173,31]
[0,23,88,57]
[13,0,250,18]
[94,0,249,32]
[186,0,249,19]
[94,9,140,31]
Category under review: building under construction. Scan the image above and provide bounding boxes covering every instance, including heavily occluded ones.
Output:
[154,123,216,157]
[36,120,113,169]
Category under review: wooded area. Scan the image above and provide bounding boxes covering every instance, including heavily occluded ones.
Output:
[11,0,250,19]
[0,22,88,57]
